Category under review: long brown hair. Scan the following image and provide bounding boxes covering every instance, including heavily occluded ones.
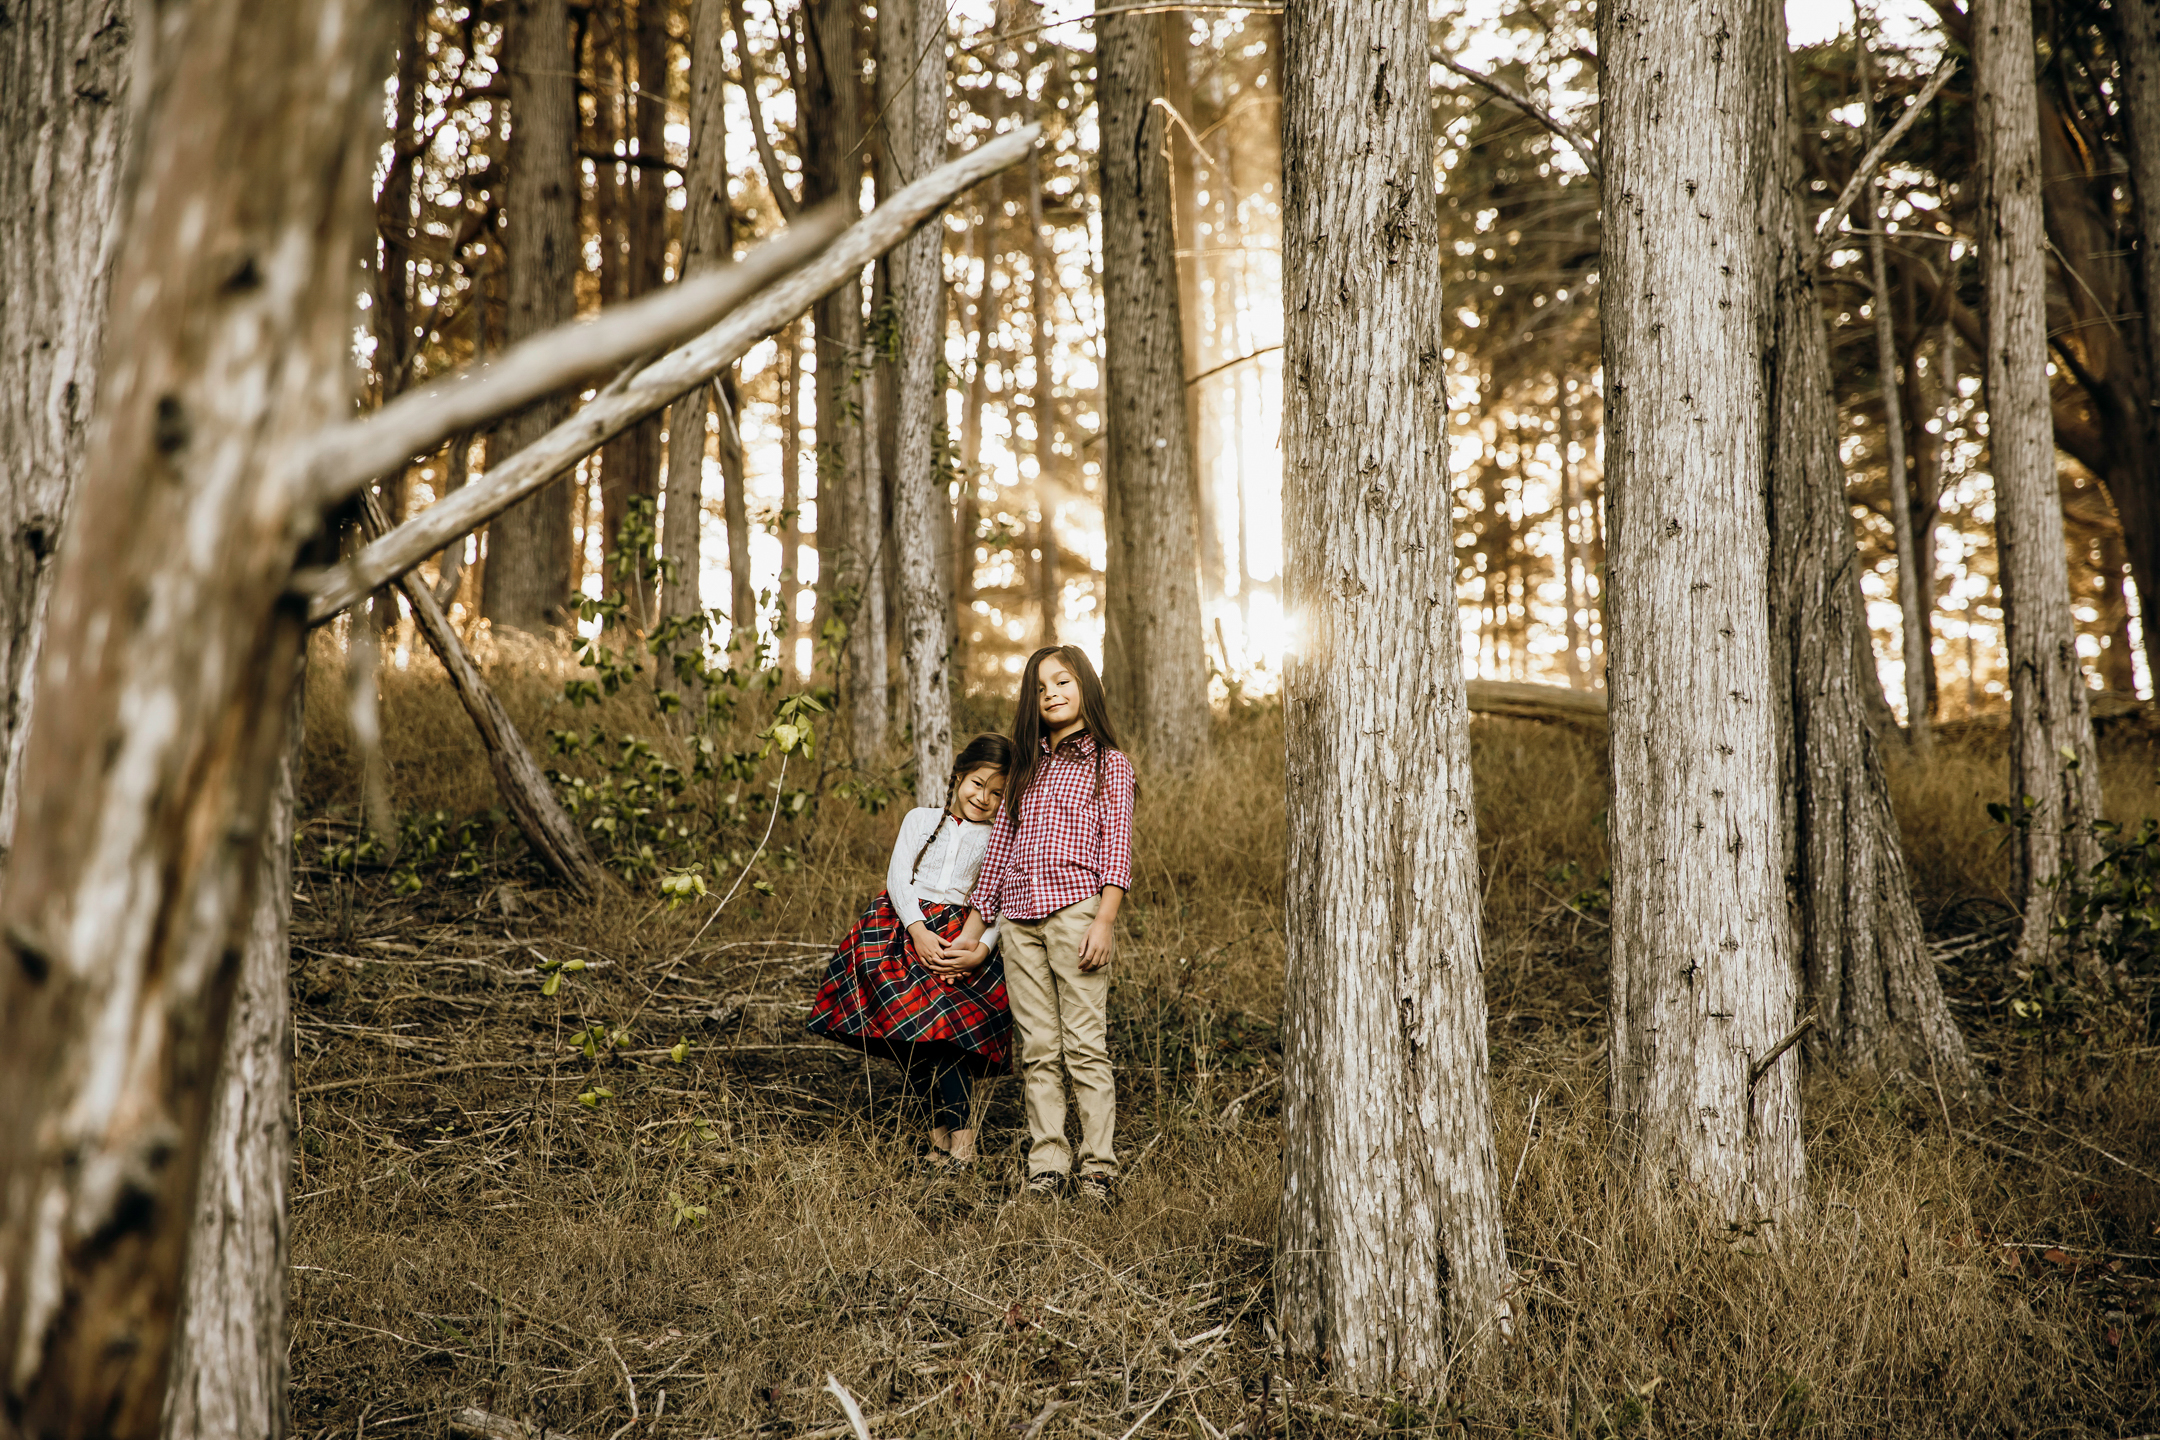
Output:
[1005,645,1124,830]
[909,733,1018,880]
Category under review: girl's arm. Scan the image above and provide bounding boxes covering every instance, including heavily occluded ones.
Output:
[927,909,997,975]
[886,809,948,967]
[1078,753,1137,972]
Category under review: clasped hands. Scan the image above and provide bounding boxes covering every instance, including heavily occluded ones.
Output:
[908,923,990,978]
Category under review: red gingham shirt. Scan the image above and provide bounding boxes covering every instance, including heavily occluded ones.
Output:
[969,731,1135,923]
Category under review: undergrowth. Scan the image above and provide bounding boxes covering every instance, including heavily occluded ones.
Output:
[287,637,2160,1438]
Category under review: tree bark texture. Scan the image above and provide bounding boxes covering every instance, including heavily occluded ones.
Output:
[880,0,954,805]
[1028,148,1061,646]
[0,0,388,1433]
[161,683,298,1440]
[1097,6,1208,770]
[660,0,734,628]
[0,0,132,868]
[1159,19,1223,603]
[1598,0,1804,1221]
[2115,0,2160,690]
[1972,0,2105,962]
[1764,63,1979,1092]
[803,0,887,759]
[1276,0,1511,1388]
[482,0,580,634]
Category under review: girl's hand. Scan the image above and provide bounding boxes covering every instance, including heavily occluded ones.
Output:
[906,923,946,970]
[926,942,989,977]
[1078,916,1116,972]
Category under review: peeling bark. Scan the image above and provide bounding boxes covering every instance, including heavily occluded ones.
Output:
[1599,0,1804,1221]
[1097,5,1208,769]
[1278,0,1510,1388]
[0,1,389,1432]
[1973,0,2105,963]
[880,0,954,803]
[0,0,132,867]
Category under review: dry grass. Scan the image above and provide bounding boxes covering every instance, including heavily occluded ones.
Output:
[288,644,2159,1438]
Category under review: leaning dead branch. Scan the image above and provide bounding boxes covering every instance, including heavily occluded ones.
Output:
[303,125,1041,623]
[1432,52,1601,180]
[299,205,842,516]
[1465,679,1609,728]
[357,491,610,895]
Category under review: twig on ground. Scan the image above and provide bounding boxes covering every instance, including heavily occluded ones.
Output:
[1217,1073,1280,1126]
[449,1408,583,1440]
[822,1375,873,1440]
[2005,1105,2160,1185]
[1959,1130,2100,1184]
[299,1059,553,1096]
[1507,1087,1548,1205]
[602,1337,640,1440]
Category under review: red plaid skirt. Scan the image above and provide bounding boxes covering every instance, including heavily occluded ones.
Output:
[805,893,1011,1066]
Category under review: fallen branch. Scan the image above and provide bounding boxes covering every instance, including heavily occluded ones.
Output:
[1807,59,1958,264]
[822,1375,873,1440]
[448,1407,582,1440]
[304,125,1040,622]
[360,490,610,895]
[1465,678,1609,727]
[301,205,842,513]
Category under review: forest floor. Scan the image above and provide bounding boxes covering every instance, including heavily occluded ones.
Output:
[286,647,2160,1439]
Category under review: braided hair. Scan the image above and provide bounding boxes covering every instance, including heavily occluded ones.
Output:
[909,733,1020,881]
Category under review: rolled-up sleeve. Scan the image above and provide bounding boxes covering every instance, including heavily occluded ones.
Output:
[1099,752,1135,892]
[969,805,1014,919]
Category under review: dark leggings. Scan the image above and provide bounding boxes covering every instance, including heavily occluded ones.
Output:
[898,1043,975,1132]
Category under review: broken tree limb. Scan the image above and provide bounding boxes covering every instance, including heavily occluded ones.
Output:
[1465,679,1609,728]
[357,492,610,896]
[299,203,843,516]
[1806,59,1957,264]
[303,125,1041,624]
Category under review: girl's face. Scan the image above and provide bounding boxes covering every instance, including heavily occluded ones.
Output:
[1037,657,1083,730]
[953,764,1008,823]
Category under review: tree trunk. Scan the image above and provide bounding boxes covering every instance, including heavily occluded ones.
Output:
[954,215,994,667]
[1973,0,2105,962]
[482,0,581,634]
[1598,0,1804,1220]
[879,0,953,804]
[1277,0,1511,1387]
[2107,0,2160,691]
[0,0,132,868]
[1097,5,1209,768]
[1028,148,1061,646]
[1765,53,1979,1092]
[0,1,388,1432]
[1855,30,1931,751]
[661,0,734,629]
[717,377,754,638]
[1159,17,1223,605]
[780,322,803,665]
[2099,529,2138,693]
[803,0,887,760]
[162,683,299,1440]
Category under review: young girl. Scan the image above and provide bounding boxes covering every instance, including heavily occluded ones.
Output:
[957,646,1135,1205]
[806,734,1017,1167]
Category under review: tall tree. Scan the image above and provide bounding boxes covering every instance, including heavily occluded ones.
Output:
[1855,20,1933,750]
[1599,0,1804,1217]
[803,0,888,759]
[163,691,300,1440]
[1096,5,1208,768]
[0,0,132,864]
[1277,0,1510,1386]
[881,0,955,803]
[662,0,736,629]
[0,1,387,1432]
[482,0,581,633]
[1765,51,1979,1088]
[1973,0,2105,962]
[1159,20,1225,604]
[1027,146,1062,647]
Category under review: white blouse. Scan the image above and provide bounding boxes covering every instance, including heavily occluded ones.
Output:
[886,806,1001,951]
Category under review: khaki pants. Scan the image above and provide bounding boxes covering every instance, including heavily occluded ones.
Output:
[1001,895,1116,1177]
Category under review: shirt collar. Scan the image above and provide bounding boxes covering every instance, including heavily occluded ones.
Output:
[1042,729,1097,759]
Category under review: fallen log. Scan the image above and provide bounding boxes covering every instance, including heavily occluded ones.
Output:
[448,1407,583,1440]
[357,492,609,896]
[303,125,1041,623]
[1465,679,1609,728]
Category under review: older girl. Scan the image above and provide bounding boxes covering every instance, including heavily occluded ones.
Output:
[956,647,1134,1204]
